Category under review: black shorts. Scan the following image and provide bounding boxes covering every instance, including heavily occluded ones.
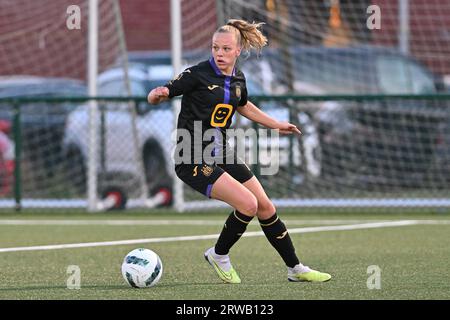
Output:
[175,160,254,198]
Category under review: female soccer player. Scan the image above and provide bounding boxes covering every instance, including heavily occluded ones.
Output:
[148,19,331,284]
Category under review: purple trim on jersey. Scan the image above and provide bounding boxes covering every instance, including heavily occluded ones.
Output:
[209,57,222,76]
[209,57,236,77]
[213,127,221,157]
[224,76,231,104]
[206,184,213,198]
[209,57,235,159]
[215,76,231,157]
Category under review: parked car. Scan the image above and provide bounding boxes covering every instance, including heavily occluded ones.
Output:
[243,45,449,189]
[0,76,87,182]
[63,64,175,205]
[242,45,445,95]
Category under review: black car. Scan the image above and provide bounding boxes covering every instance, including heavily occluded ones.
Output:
[244,45,449,190]
[0,76,87,186]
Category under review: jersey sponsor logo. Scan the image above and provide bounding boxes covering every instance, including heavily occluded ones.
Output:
[210,103,233,127]
[201,165,213,177]
[207,84,220,91]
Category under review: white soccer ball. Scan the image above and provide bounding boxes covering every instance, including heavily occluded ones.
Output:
[121,248,163,288]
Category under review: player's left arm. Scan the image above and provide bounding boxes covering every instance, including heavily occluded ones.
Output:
[237,101,302,135]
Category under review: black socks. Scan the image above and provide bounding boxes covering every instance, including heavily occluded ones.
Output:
[259,213,299,268]
[214,210,300,269]
[215,210,253,255]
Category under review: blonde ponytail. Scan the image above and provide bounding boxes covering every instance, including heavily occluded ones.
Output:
[215,19,268,53]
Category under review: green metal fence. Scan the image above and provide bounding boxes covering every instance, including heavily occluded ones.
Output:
[1,94,450,212]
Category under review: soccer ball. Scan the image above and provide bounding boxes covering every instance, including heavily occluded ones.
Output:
[121,248,163,288]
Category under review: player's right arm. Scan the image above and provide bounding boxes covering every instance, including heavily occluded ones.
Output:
[148,86,169,105]
[147,67,199,105]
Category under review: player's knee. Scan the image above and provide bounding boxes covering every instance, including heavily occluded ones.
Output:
[240,195,258,216]
[257,200,276,220]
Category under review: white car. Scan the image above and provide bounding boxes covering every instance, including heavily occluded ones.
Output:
[63,64,175,206]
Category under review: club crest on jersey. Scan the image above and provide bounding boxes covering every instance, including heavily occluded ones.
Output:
[235,86,241,99]
[201,165,213,177]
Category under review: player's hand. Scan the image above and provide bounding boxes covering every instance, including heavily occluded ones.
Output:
[277,121,302,135]
[148,86,169,105]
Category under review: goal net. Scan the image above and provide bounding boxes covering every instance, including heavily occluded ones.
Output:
[1,0,449,212]
[175,0,450,211]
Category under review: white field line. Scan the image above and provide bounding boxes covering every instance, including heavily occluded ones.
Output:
[0,219,398,226]
[0,220,448,253]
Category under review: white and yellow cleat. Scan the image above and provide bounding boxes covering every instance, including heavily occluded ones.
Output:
[288,264,332,282]
[204,247,241,284]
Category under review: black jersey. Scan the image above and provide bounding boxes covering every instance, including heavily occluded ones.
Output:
[165,58,248,163]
